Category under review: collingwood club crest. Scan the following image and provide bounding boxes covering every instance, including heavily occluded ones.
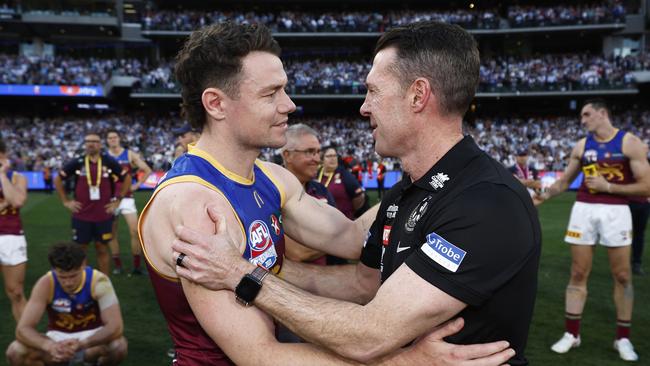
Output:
[405,195,433,232]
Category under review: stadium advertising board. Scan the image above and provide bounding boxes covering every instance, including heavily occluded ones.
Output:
[0,85,104,97]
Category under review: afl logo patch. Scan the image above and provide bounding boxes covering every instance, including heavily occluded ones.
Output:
[52,298,72,313]
[248,220,273,252]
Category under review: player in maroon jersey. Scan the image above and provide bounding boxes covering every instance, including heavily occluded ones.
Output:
[6,242,127,365]
[106,129,152,275]
[0,139,28,323]
[539,99,650,361]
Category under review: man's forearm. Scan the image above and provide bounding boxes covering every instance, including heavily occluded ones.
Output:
[322,203,379,260]
[545,180,569,199]
[261,342,362,366]
[81,323,120,349]
[245,264,391,363]
[135,168,152,187]
[282,260,377,304]
[610,181,650,196]
[16,327,53,352]
[53,176,69,203]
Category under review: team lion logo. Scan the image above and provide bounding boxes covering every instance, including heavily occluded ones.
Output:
[598,163,625,182]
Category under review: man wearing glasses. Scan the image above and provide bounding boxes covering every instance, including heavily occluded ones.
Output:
[280,124,335,265]
[54,132,130,275]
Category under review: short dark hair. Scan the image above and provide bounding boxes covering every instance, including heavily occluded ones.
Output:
[374,21,480,117]
[583,98,610,117]
[48,242,86,271]
[0,139,6,154]
[175,22,281,130]
[105,129,120,139]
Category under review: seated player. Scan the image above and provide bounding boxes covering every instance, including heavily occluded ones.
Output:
[5,242,127,366]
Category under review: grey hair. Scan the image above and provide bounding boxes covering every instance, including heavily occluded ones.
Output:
[281,123,320,152]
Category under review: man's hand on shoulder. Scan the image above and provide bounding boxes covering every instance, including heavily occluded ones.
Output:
[172,205,250,291]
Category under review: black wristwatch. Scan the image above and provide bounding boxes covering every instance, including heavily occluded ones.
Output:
[235,266,269,306]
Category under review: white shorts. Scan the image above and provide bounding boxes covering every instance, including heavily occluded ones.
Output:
[45,327,101,342]
[115,197,137,216]
[0,235,27,266]
[565,202,632,247]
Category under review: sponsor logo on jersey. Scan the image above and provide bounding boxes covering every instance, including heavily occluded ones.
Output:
[52,298,72,313]
[382,225,391,246]
[421,232,466,272]
[405,195,433,232]
[248,220,277,269]
[565,230,582,239]
[386,204,398,219]
[429,172,449,190]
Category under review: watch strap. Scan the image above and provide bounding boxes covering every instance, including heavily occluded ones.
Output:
[250,266,269,284]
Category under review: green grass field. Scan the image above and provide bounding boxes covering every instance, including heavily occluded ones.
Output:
[1,191,648,365]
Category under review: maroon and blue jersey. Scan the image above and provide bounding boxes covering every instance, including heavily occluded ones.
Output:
[46,266,103,333]
[577,129,634,205]
[108,148,133,199]
[139,145,286,366]
[0,171,23,235]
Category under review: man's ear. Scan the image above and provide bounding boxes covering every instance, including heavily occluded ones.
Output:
[281,150,291,165]
[409,78,432,113]
[202,88,229,121]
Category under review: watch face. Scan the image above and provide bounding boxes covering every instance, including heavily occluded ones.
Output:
[235,274,261,304]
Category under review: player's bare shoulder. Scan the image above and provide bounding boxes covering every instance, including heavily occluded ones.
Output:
[571,137,587,158]
[258,159,301,199]
[622,132,648,156]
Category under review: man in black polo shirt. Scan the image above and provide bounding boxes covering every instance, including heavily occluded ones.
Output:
[171,21,538,365]
[54,132,130,275]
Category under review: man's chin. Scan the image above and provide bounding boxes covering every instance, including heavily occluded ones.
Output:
[266,136,287,150]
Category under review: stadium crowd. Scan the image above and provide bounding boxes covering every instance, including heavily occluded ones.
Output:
[507,2,626,27]
[141,9,499,32]
[2,53,647,93]
[0,55,147,86]
[1,110,649,175]
[139,2,625,32]
[129,53,650,93]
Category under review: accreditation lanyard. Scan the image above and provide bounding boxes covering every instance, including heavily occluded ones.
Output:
[85,156,102,201]
[318,169,334,188]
